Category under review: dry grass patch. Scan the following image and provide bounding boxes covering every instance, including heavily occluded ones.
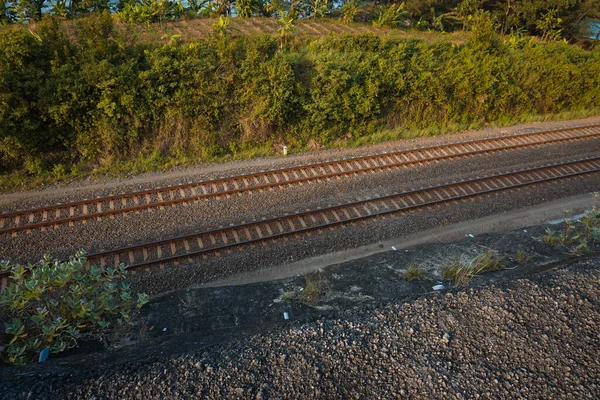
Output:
[404,263,428,281]
[299,273,330,306]
[513,249,534,264]
[441,250,503,287]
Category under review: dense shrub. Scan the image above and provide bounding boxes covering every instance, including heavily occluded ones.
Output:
[1,14,599,181]
[0,251,148,365]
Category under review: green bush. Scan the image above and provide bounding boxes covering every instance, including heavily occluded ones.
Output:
[372,2,408,28]
[1,19,599,187]
[0,252,148,365]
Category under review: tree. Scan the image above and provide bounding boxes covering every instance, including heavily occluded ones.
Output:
[236,0,261,17]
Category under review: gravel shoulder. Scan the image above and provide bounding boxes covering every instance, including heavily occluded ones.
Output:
[1,216,599,399]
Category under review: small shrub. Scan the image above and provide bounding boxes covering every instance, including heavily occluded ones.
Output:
[441,250,503,286]
[281,291,296,302]
[542,198,600,255]
[340,0,359,24]
[51,163,67,178]
[513,249,533,264]
[212,15,232,37]
[542,228,567,246]
[0,252,148,365]
[23,156,44,176]
[372,2,408,28]
[299,273,329,306]
[404,263,428,281]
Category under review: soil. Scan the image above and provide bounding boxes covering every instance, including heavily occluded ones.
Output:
[1,212,598,398]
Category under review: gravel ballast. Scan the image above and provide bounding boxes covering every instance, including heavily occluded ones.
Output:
[1,135,599,295]
[2,256,599,399]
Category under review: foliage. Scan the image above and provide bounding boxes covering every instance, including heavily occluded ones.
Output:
[236,0,262,17]
[372,2,407,28]
[543,195,600,255]
[440,249,503,286]
[212,14,232,37]
[0,252,149,365]
[536,9,565,42]
[117,0,183,23]
[1,17,600,188]
[340,0,359,23]
[404,263,428,281]
[403,0,600,38]
[0,0,599,45]
[278,13,294,47]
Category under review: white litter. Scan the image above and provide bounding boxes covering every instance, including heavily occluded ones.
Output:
[523,229,528,233]
[391,246,397,251]
[283,312,290,320]
[432,285,446,291]
[469,234,475,238]
[163,327,167,332]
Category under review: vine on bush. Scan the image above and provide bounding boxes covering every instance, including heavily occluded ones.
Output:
[0,252,148,365]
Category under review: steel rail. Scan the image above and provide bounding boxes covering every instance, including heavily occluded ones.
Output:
[1,124,599,235]
[78,156,599,270]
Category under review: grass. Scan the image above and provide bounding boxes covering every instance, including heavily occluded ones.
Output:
[513,249,534,264]
[299,273,330,306]
[2,108,599,195]
[441,250,504,287]
[404,263,428,281]
[281,273,330,306]
[542,198,600,255]
[281,291,297,302]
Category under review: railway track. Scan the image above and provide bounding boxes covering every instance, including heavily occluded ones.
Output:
[2,156,599,289]
[61,156,600,273]
[2,124,600,236]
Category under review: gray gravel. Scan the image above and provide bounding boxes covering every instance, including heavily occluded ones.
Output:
[4,258,599,399]
[1,133,599,295]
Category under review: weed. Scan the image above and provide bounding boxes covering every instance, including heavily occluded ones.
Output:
[441,250,503,287]
[281,291,297,302]
[513,249,534,264]
[542,195,600,255]
[404,263,428,281]
[298,273,329,306]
